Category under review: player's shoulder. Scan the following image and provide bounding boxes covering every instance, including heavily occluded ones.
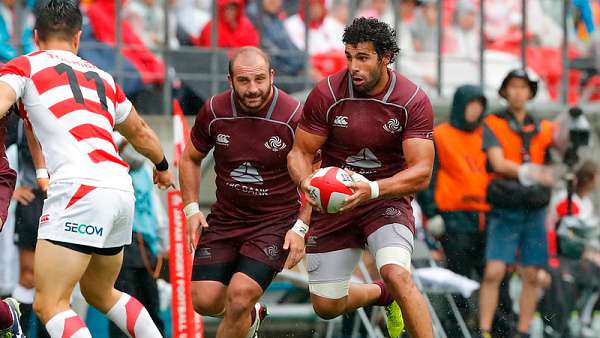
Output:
[270,87,302,124]
[200,90,232,119]
[308,69,348,104]
[387,71,431,108]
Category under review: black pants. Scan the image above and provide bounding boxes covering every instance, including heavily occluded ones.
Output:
[109,236,164,338]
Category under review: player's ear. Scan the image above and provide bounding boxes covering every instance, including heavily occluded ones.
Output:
[227,74,233,89]
[73,31,82,52]
[33,30,40,48]
[381,52,391,66]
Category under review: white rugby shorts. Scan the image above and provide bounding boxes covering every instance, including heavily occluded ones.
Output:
[37,182,135,248]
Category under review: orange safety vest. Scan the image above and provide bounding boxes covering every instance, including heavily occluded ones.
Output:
[433,123,490,213]
[483,113,554,168]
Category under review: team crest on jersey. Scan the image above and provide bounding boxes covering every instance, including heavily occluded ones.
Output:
[333,115,349,128]
[383,118,402,134]
[383,207,401,218]
[230,162,264,184]
[216,133,230,146]
[265,136,286,152]
[263,244,281,260]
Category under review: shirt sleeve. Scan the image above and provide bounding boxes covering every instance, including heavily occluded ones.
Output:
[0,56,31,100]
[402,89,434,141]
[482,124,501,151]
[298,87,330,137]
[114,84,133,125]
[190,100,215,154]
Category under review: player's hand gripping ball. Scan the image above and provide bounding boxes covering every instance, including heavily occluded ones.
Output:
[308,167,354,213]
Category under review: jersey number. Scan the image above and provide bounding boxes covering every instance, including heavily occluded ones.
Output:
[54,63,109,111]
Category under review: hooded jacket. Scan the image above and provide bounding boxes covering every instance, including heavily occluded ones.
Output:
[417,85,489,232]
[194,0,259,48]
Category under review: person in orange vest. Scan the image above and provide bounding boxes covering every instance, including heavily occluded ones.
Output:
[478,69,555,338]
[417,84,489,335]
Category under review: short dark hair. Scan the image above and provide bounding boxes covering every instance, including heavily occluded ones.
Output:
[576,160,599,190]
[342,17,400,63]
[228,47,272,76]
[34,0,82,42]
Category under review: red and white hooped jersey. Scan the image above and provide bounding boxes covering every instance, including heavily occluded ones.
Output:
[0,50,133,191]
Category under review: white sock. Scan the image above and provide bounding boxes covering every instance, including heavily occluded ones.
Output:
[45,310,91,338]
[11,284,35,304]
[106,293,162,338]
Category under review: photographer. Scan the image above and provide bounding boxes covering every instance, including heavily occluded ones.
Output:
[478,69,555,338]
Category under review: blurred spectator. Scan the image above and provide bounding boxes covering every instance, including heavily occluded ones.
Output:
[123,0,179,51]
[445,0,479,60]
[246,0,305,76]
[81,0,165,95]
[546,160,599,231]
[175,0,210,45]
[398,0,420,24]
[358,0,393,24]
[0,0,35,62]
[479,69,555,338]
[485,0,562,48]
[193,0,259,48]
[284,0,343,55]
[109,137,169,338]
[418,84,489,335]
[409,0,439,53]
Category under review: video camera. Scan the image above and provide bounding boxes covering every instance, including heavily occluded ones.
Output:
[563,106,591,168]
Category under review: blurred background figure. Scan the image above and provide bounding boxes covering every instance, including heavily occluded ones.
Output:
[193,0,259,48]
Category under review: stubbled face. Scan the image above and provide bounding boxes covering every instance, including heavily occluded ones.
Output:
[223,3,239,26]
[505,77,532,110]
[345,41,389,94]
[229,55,274,114]
[458,11,476,31]
[262,0,282,14]
[464,100,484,124]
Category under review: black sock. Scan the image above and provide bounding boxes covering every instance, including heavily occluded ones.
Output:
[19,303,32,335]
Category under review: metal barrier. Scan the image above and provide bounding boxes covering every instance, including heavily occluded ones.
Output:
[4,0,578,114]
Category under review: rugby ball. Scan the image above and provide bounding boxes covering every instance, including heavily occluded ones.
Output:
[308,167,354,213]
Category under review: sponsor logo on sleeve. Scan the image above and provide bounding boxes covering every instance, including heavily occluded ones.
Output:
[216,133,230,146]
[333,116,349,128]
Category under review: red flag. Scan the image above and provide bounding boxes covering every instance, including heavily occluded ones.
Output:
[173,99,190,168]
[169,99,203,337]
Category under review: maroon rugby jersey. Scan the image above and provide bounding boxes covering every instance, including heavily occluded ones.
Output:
[300,69,434,233]
[191,87,302,222]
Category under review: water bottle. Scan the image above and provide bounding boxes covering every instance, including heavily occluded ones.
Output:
[530,312,544,338]
[590,311,600,336]
[569,311,582,338]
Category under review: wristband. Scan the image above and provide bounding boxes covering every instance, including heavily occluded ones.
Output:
[368,180,379,199]
[155,156,169,172]
[183,202,200,219]
[36,168,49,179]
[291,219,309,238]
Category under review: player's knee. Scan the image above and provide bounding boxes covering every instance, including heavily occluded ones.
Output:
[80,285,108,309]
[311,298,344,320]
[225,285,259,318]
[381,264,412,289]
[191,291,223,316]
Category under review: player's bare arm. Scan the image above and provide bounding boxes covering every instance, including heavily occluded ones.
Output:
[341,138,434,212]
[179,141,209,253]
[0,82,17,120]
[287,128,326,205]
[115,106,174,189]
[24,122,49,192]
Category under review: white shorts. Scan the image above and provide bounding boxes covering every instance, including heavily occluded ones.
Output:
[37,182,135,248]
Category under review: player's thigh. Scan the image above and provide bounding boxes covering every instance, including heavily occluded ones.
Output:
[366,223,414,274]
[34,239,91,304]
[307,248,362,302]
[79,248,125,311]
[190,280,228,315]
